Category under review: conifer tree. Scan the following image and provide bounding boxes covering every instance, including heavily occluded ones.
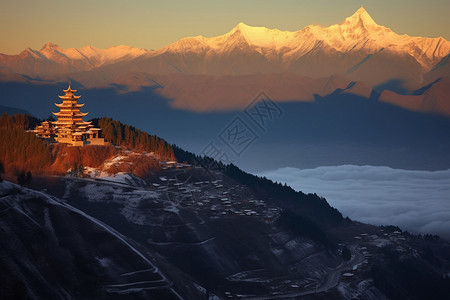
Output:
[26,171,32,185]
[0,161,4,182]
[17,171,26,186]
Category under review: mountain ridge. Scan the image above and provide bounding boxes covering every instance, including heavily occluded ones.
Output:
[2,7,448,74]
[0,7,449,115]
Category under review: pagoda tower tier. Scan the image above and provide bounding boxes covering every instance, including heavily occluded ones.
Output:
[55,102,84,108]
[52,83,90,130]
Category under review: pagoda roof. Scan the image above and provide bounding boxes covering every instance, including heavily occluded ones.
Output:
[56,111,83,114]
[58,94,82,100]
[58,105,81,111]
[63,83,77,93]
[79,121,92,125]
[53,112,71,117]
[52,120,92,126]
[55,103,83,110]
[52,121,74,125]
[53,111,88,117]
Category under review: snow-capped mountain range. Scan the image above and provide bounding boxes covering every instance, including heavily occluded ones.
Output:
[1,6,449,114]
[162,6,448,69]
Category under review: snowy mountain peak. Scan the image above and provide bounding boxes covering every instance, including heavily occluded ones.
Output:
[19,47,43,59]
[40,42,61,51]
[154,6,448,69]
[1,6,448,82]
[229,22,267,39]
[233,22,251,30]
[224,22,296,49]
[344,6,378,28]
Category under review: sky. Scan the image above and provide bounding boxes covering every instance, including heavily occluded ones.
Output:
[258,165,450,238]
[0,0,449,55]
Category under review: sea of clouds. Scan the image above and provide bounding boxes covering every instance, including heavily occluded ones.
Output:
[257,165,450,239]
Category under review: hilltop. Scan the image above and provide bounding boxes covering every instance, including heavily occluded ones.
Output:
[0,114,174,179]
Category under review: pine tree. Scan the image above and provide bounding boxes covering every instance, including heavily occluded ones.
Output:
[0,161,4,182]
[26,171,32,185]
[17,171,26,186]
[93,117,175,159]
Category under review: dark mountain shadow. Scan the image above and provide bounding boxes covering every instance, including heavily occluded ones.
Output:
[412,78,441,95]
[242,93,450,171]
[430,54,449,72]
[0,104,30,115]
[345,53,374,74]
[1,82,449,171]
[374,79,409,94]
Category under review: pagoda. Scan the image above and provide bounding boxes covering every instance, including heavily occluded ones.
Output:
[35,83,104,146]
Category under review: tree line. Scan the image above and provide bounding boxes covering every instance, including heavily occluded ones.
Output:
[0,113,176,181]
[0,124,51,174]
[93,117,175,160]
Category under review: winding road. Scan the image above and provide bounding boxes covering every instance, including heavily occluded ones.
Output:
[246,245,365,299]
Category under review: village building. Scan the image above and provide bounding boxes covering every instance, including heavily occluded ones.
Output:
[34,84,105,146]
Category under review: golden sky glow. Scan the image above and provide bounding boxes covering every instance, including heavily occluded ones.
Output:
[1,0,449,54]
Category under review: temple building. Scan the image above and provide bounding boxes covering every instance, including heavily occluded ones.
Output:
[34,84,105,146]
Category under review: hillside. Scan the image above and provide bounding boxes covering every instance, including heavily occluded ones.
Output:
[2,149,450,299]
[1,117,450,299]
[0,114,175,178]
[0,180,202,299]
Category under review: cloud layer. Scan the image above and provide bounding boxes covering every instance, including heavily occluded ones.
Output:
[257,165,450,238]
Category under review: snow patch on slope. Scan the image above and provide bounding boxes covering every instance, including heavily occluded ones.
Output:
[38,43,150,68]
